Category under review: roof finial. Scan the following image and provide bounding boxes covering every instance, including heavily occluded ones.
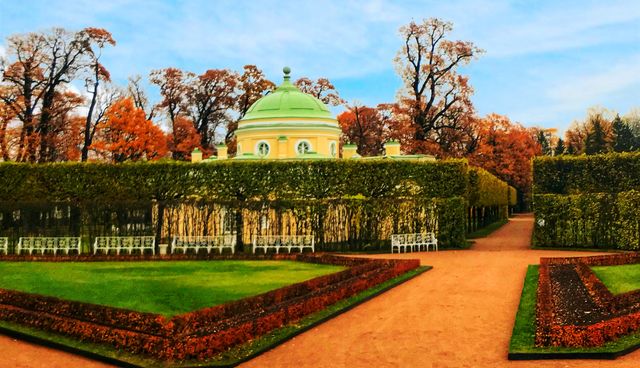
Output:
[283,66,291,82]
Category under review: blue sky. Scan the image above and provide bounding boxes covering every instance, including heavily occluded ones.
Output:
[1,0,639,133]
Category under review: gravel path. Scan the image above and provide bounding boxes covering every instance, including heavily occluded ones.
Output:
[1,213,639,367]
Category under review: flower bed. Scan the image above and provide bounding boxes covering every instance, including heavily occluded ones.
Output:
[0,254,419,361]
[535,253,640,348]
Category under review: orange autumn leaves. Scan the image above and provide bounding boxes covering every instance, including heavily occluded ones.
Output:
[91,98,169,163]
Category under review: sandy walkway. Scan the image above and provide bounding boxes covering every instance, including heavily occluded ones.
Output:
[1,213,638,367]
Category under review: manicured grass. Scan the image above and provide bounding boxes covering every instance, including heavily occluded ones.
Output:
[0,266,431,368]
[0,261,344,317]
[592,264,640,295]
[467,219,508,239]
[509,265,640,359]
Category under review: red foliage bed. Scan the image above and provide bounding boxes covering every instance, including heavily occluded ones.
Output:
[535,253,640,348]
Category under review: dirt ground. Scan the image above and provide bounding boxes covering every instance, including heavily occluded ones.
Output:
[1,213,639,367]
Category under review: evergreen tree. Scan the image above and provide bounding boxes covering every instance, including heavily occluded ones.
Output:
[537,130,552,155]
[554,138,565,156]
[585,116,609,155]
[612,115,636,152]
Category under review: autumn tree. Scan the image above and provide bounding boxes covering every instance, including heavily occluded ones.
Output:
[187,69,238,151]
[394,18,482,156]
[468,114,541,199]
[45,90,85,161]
[81,28,116,161]
[170,115,201,159]
[150,67,189,159]
[0,32,48,162]
[92,97,168,162]
[0,27,114,162]
[0,96,16,160]
[338,104,389,156]
[126,75,155,120]
[294,77,344,106]
[227,65,275,154]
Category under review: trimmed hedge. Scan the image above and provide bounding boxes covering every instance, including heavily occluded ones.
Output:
[0,160,468,202]
[0,159,510,250]
[533,152,640,249]
[533,152,640,195]
[0,254,419,360]
[533,190,640,249]
[466,167,510,233]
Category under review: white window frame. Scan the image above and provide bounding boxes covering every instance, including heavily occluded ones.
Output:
[255,140,270,158]
[295,140,312,155]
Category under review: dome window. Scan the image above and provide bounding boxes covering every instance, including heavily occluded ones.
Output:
[296,140,312,155]
[256,141,270,157]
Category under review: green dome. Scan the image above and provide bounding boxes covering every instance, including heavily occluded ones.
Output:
[241,67,333,121]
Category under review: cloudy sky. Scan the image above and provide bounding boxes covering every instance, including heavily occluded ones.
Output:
[1,0,639,132]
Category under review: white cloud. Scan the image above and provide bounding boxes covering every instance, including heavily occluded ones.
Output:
[547,54,640,110]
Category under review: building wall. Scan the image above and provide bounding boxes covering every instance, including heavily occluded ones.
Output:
[235,120,341,159]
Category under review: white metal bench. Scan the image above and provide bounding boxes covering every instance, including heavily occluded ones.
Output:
[171,235,236,254]
[391,232,438,253]
[93,236,155,255]
[0,237,8,255]
[16,237,82,255]
[252,235,315,254]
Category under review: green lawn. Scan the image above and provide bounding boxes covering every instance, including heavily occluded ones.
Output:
[591,264,640,295]
[0,261,344,317]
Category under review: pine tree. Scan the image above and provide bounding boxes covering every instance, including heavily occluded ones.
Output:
[537,130,551,155]
[612,115,636,152]
[554,138,565,156]
[585,116,609,155]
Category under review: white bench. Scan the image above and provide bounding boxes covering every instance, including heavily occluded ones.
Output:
[93,236,155,255]
[171,235,236,254]
[391,232,438,253]
[16,237,82,255]
[252,235,315,254]
[0,237,8,255]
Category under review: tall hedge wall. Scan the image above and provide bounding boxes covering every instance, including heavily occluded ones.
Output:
[0,159,510,252]
[533,152,640,249]
[533,152,640,195]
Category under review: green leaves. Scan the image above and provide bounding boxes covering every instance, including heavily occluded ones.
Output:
[533,152,640,195]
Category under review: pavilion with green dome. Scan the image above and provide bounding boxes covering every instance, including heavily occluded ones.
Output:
[191,67,435,162]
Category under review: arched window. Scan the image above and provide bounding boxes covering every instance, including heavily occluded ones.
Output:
[329,141,337,157]
[255,141,270,157]
[296,140,311,155]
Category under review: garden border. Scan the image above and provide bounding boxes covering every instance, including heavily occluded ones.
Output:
[0,253,422,364]
[0,265,430,368]
[509,254,640,360]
